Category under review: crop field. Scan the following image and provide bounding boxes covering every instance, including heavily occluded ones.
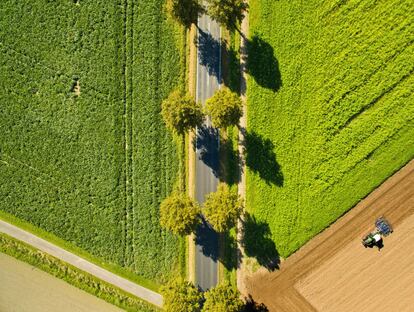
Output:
[246,0,414,258]
[0,0,183,284]
[245,160,414,311]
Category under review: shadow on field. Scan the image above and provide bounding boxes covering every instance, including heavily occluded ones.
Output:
[241,129,283,186]
[244,295,269,312]
[196,30,281,93]
[242,212,280,270]
[246,34,282,92]
[194,126,220,178]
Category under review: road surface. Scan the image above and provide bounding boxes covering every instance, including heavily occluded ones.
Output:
[194,11,221,291]
[0,220,163,307]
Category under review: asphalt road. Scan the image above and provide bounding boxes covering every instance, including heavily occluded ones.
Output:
[194,12,221,291]
[0,220,163,307]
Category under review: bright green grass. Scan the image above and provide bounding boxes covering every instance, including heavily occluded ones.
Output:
[246,0,414,258]
[0,0,183,283]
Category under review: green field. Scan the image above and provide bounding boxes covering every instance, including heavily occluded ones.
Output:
[246,0,414,258]
[0,0,184,284]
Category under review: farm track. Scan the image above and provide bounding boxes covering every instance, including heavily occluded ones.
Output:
[0,220,163,307]
[244,159,414,311]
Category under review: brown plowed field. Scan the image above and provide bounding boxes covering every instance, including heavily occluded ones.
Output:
[244,160,414,312]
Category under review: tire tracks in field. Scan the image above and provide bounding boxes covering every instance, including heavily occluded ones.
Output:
[122,0,135,268]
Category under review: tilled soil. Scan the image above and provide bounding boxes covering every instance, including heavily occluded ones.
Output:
[244,160,414,312]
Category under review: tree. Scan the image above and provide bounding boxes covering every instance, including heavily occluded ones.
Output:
[203,183,242,232]
[204,87,242,129]
[160,193,201,235]
[161,279,203,312]
[202,282,244,312]
[165,0,203,28]
[205,0,248,30]
[162,90,204,135]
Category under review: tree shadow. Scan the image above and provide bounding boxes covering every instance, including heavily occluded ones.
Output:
[194,217,220,261]
[242,129,283,186]
[175,0,205,29]
[219,136,242,185]
[193,125,220,178]
[222,43,241,93]
[246,34,282,92]
[196,29,222,84]
[244,295,269,312]
[194,218,241,271]
[196,30,281,93]
[241,212,280,270]
[221,230,241,271]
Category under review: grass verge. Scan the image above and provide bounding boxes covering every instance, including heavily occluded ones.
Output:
[0,232,159,312]
[0,210,159,292]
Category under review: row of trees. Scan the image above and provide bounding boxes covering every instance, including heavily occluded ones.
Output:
[162,279,244,312]
[166,0,248,30]
[160,183,241,235]
[161,87,243,136]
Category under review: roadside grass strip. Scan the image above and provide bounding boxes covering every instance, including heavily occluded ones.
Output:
[0,232,159,312]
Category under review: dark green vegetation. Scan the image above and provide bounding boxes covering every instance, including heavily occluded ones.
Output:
[161,279,245,312]
[161,279,203,312]
[160,193,201,235]
[205,87,243,129]
[202,282,244,312]
[247,0,414,258]
[161,90,204,135]
[205,0,248,31]
[203,183,242,233]
[165,0,202,28]
[0,233,158,312]
[0,0,185,284]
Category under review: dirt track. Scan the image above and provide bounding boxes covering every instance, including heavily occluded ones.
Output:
[244,159,414,311]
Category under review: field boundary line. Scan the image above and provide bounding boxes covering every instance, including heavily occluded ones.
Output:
[128,0,136,270]
[0,219,163,307]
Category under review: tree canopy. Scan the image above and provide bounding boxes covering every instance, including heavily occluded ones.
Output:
[161,279,203,312]
[202,282,244,312]
[204,87,243,129]
[205,0,248,30]
[160,193,201,236]
[161,90,204,135]
[165,0,203,28]
[203,183,242,232]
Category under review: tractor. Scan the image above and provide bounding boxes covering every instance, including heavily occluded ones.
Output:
[362,217,393,249]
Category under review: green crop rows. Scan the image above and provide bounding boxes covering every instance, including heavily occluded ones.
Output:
[246,0,414,258]
[0,0,184,284]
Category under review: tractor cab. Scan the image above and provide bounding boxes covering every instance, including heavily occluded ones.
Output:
[362,217,392,249]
